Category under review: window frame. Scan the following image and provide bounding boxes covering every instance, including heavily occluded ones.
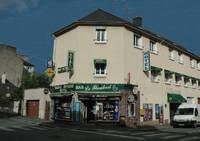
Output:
[178,52,184,64]
[95,27,107,43]
[133,33,143,49]
[149,40,158,54]
[93,59,107,77]
[128,102,136,117]
[169,49,175,61]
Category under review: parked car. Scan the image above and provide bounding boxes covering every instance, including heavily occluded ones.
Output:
[172,104,200,128]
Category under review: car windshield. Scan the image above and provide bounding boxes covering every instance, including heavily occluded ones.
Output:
[175,108,194,115]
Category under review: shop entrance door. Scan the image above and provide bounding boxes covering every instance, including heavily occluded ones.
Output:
[87,100,95,121]
[169,103,180,124]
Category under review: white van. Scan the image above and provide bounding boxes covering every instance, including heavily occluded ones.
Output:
[172,104,200,128]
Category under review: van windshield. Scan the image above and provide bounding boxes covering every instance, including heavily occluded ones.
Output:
[175,108,194,115]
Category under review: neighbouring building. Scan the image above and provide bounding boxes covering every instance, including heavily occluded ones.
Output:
[50,9,200,127]
[23,88,51,120]
[0,43,34,112]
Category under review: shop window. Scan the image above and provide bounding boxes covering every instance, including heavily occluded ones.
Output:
[149,40,158,54]
[175,73,182,85]
[128,103,135,117]
[94,59,107,76]
[134,34,143,49]
[151,66,162,82]
[95,27,107,43]
[164,70,173,83]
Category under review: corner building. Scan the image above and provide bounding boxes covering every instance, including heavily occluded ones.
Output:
[51,9,200,127]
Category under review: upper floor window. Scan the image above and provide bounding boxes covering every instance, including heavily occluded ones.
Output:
[183,76,190,87]
[190,58,195,68]
[94,59,107,76]
[175,73,182,85]
[178,52,183,64]
[191,78,197,88]
[197,61,200,70]
[134,34,143,49]
[149,40,158,54]
[169,49,175,60]
[95,27,107,43]
[151,66,162,82]
[164,70,173,83]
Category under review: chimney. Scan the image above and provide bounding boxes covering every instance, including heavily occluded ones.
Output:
[133,16,142,27]
[1,72,6,84]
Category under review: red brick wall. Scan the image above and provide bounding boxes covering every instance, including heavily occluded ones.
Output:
[120,91,140,127]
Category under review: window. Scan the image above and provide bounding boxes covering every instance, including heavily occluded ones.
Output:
[128,103,135,117]
[198,80,200,89]
[183,76,190,87]
[164,70,173,83]
[190,58,195,68]
[191,78,197,88]
[178,52,183,64]
[169,49,175,60]
[149,40,158,54]
[175,73,182,85]
[95,28,107,43]
[151,66,162,82]
[134,34,143,49]
[187,97,194,104]
[94,59,107,76]
[197,61,200,70]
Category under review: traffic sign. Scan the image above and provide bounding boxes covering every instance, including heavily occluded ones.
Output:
[46,68,55,77]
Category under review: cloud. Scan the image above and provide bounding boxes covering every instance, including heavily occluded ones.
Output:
[0,0,40,12]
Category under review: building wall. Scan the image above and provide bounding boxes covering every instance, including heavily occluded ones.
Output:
[23,88,51,119]
[52,25,200,123]
[0,45,23,87]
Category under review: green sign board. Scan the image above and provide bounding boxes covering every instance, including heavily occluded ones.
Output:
[51,83,135,94]
[68,51,74,71]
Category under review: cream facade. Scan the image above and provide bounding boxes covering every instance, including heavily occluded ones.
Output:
[51,9,200,125]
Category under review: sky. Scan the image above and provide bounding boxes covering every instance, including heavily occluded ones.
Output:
[0,0,200,72]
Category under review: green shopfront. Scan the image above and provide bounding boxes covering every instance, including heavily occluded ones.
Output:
[50,83,139,126]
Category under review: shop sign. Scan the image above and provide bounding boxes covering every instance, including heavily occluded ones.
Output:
[127,95,135,103]
[47,60,53,68]
[68,51,74,71]
[143,51,150,72]
[51,83,134,94]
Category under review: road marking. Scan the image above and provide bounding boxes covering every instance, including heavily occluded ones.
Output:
[130,131,155,135]
[161,134,185,139]
[0,127,15,131]
[179,136,200,141]
[12,126,32,131]
[144,133,170,137]
[68,129,144,140]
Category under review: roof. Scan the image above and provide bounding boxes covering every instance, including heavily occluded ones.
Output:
[0,43,16,50]
[53,9,200,61]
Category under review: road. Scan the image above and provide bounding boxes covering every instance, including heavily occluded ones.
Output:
[1,117,200,141]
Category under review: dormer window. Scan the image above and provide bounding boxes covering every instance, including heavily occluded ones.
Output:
[95,27,107,43]
[134,34,143,49]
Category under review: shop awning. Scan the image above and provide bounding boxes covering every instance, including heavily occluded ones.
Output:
[168,93,187,103]
[50,92,73,98]
[164,69,174,75]
[94,59,107,64]
[175,72,182,77]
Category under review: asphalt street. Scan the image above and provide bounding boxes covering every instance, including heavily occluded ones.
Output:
[1,117,200,141]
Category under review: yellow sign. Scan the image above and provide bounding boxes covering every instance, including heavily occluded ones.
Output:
[46,68,55,77]
[140,109,145,116]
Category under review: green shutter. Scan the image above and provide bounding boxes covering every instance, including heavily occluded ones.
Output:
[151,66,162,72]
[68,51,74,70]
[94,59,107,64]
